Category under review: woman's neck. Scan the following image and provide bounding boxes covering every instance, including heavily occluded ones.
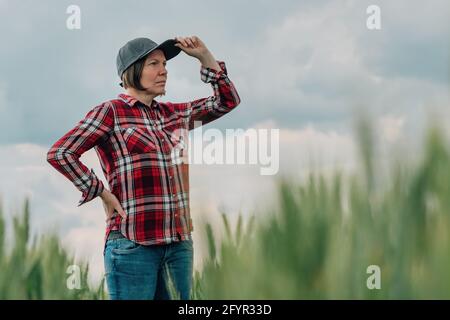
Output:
[125,89,157,107]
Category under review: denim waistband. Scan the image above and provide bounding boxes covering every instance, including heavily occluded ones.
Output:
[107,230,125,241]
[107,230,192,242]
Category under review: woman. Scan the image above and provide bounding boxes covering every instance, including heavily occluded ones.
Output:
[46,35,241,300]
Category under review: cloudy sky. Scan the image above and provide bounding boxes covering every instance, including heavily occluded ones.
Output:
[0,0,449,285]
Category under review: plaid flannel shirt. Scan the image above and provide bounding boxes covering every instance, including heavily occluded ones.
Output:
[47,60,241,246]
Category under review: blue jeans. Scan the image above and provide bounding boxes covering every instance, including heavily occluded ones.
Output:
[104,234,194,300]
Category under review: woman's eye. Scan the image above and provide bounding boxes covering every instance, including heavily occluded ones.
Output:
[148,62,166,67]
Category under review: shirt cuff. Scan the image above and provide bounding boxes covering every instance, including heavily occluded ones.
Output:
[200,61,228,83]
[77,169,105,207]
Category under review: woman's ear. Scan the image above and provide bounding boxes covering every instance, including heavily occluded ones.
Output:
[121,75,128,89]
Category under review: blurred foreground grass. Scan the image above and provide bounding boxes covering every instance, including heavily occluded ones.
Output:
[0,200,105,299]
[1,120,450,299]
[194,122,450,299]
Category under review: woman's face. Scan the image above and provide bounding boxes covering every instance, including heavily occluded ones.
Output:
[140,49,168,95]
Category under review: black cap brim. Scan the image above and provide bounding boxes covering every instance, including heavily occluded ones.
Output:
[155,39,182,60]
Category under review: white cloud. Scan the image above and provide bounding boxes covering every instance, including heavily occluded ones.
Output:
[236,1,369,106]
[229,0,448,141]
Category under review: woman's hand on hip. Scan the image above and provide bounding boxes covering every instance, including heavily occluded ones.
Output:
[100,189,127,222]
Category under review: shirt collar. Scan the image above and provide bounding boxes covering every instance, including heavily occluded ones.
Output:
[118,93,158,109]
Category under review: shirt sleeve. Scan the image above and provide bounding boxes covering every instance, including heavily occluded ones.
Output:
[173,60,241,130]
[46,103,114,206]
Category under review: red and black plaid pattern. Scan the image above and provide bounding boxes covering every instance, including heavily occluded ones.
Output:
[47,61,241,245]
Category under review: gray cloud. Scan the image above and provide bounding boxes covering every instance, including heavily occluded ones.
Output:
[0,0,448,147]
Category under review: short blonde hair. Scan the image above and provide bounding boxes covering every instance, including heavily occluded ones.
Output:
[121,55,147,90]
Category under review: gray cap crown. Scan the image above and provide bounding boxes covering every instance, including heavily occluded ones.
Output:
[116,37,181,79]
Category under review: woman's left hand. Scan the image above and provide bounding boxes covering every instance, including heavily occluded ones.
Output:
[174,35,210,60]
